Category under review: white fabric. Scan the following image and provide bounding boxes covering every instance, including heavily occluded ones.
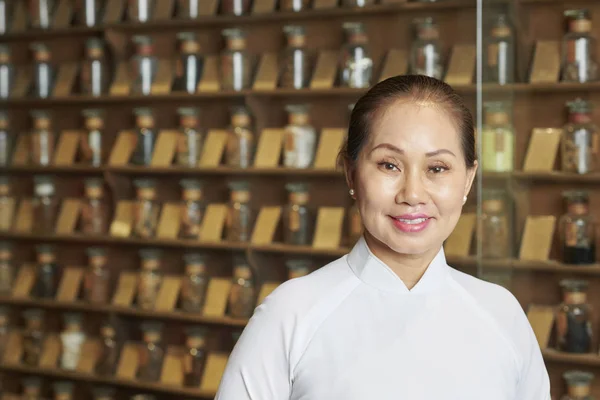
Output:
[216,237,551,400]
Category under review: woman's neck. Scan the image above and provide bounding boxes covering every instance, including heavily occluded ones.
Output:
[363,232,441,290]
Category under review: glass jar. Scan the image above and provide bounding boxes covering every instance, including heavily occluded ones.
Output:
[180,179,205,239]
[84,247,110,303]
[561,10,598,83]
[0,45,14,99]
[81,38,111,97]
[0,111,11,166]
[95,324,119,376]
[174,32,203,94]
[480,190,510,259]
[340,22,373,89]
[22,376,42,400]
[181,253,208,313]
[137,248,162,310]
[28,0,55,29]
[221,0,251,16]
[76,0,104,27]
[81,178,108,234]
[32,175,59,233]
[226,181,253,242]
[562,99,599,174]
[35,244,59,298]
[561,370,594,400]
[53,381,74,400]
[0,0,12,34]
[92,386,116,400]
[0,176,11,231]
[131,36,157,96]
[281,0,310,12]
[0,307,10,360]
[225,105,254,168]
[227,256,256,318]
[183,326,208,387]
[128,0,154,22]
[221,28,252,91]
[348,202,362,245]
[286,259,311,280]
[483,14,515,85]
[22,309,45,366]
[132,179,159,238]
[410,17,443,79]
[176,107,203,167]
[284,104,316,168]
[280,25,311,89]
[481,101,514,172]
[137,321,164,382]
[29,110,54,166]
[176,0,200,19]
[30,42,55,98]
[0,241,13,294]
[80,109,104,166]
[131,108,157,166]
[557,279,593,353]
[60,313,86,370]
[342,0,375,6]
[283,183,313,245]
[560,191,595,265]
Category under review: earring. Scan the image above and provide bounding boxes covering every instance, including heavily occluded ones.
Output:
[463,195,467,204]
[349,189,355,197]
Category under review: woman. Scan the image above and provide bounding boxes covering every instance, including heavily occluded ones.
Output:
[216,75,550,399]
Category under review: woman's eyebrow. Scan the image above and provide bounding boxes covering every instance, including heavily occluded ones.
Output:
[369,144,456,158]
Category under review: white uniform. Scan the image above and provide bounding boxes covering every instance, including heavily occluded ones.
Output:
[216,237,551,400]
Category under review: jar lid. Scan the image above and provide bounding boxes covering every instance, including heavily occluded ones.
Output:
[342,21,366,35]
[92,386,116,399]
[180,178,203,190]
[87,246,107,258]
[53,381,75,394]
[29,42,50,53]
[562,190,589,204]
[132,35,153,46]
[36,243,55,256]
[177,107,201,118]
[560,278,588,293]
[184,252,207,266]
[231,105,251,117]
[286,182,309,193]
[186,326,209,339]
[177,31,198,42]
[139,248,162,261]
[63,312,83,325]
[133,107,153,118]
[563,370,594,385]
[0,44,9,55]
[233,253,250,268]
[141,321,163,334]
[134,178,157,189]
[566,98,592,114]
[22,376,42,388]
[222,28,246,39]
[233,264,252,280]
[30,109,51,121]
[23,308,44,321]
[85,177,104,189]
[86,37,104,50]
[284,24,305,37]
[285,104,310,116]
[228,180,250,193]
[82,108,105,120]
[484,101,509,114]
[564,9,590,21]
[286,259,311,270]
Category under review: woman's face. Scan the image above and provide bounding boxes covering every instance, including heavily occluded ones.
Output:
[348,100,477,257]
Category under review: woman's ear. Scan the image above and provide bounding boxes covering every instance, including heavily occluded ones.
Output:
[343,157,355,192]
[464,160,478,198]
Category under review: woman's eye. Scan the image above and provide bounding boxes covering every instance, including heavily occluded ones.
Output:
[379,162,398,171]
[429,166,447,173]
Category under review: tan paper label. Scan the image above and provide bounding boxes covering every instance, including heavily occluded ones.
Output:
[200,352,230,392]
[10,69,31,98]
[109,200,134,237]
[55,198,82,235]
[151,59,174,94]
[109,61,131,96]
[444,213,476,257]
[112,272,138,307]
[518,216,557,261]
[522,128,562,172]
[53,63,79,97]
[199,204,228,242]
[76,339,100,373]
[108,130,137,166]
[10,134,28,165]
[199,130,228,167]
[444,45,476,86]
[202,278,232,317]
[254,129,284,168]
[251,206,282,244]
[56,267,84,302]
[526,305,555,349]
[3,331,23,364]
[151,130,178,167]
[12,264,36,298]
[103,0,126,23]
[116,342,140,379]
[313,128,345,170]
[0,197,15,231]
[39,334,61,368]
[154,276,182,311]
[379,49,408,82]
[53,130,83,166]
[160,346,184,385]
[312,207,345,249]
[197,55,221,92]
[156,202,182,239]
[11,1,27,32]
[198,0,219,15]
[310,50,339,89]
[153,0,175,20]
[253,53,279,90]
[14,199,33,233]
[529,41,561,83]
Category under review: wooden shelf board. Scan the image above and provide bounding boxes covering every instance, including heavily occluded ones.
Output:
[109,165,344,176]
[1,26,103,42]
[542,349,600,367]
[449,257,600,275]
[251,243,349,257]
[513,171,600,183]
[0,363,216,398]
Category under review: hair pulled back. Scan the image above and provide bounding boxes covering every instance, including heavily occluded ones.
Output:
[341,75,477,169]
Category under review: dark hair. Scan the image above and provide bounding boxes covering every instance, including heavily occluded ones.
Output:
[340,75,476,169]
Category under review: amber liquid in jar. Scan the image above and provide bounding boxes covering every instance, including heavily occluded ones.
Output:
[181,260,208,313]
[137,254,162,310]
[226,186,253,242]
[183,335,206,387]
[227,264,256,318]
[225,110,254,168]
[81,181,108,235]
[180,182,204,239]
[556,280,593,353]
[283,186,313,246]
[0,244,14,295]
[22,312,44,366]
[84,250,110,303]
[95,325,119,376]
[137,330,164,382]
[132,184,160,238]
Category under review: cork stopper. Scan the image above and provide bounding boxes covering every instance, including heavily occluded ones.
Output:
[134,178,157,200]
[229,181,251,203]
[563,190,589,215]
[141,321,163,343]
[490,14,512,38]
[30,42,51,62]
[92,386,116,400]
[83,109,105,130]
[184,253,207,275]
[30,110,52,130]
[565,9,592,33]
[286,104,310,125]
[177,107,201,129]
[230,105,252,127]
[186,326,208,348]
[0,241,12,262]
[139,248,162,271]
[284,25,306,47]
[484,101,511,126]
[177,31,201,54]
[63,312,83,332]
[286,259,311,279]
[482,189,505,214]
[560,279,588,304]
[343,22,368,45]
[133,35,154,55]
[414,17,439,40]
[133,107,155,129]
[36,243,56,264]
[233,254,252,280]
[84,177,104,199]
[180,179,203,201]
[286,182,310,205]
[100,324,116,339]
[564,370,594,397]
[86,38,105,59]
[222,28,247,51]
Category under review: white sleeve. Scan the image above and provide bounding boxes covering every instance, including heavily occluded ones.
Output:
[215,294,292,400]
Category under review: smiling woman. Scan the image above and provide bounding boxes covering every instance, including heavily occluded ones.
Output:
[215,75,551,400]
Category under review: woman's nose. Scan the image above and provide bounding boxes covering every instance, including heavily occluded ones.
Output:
[396,171,427,205]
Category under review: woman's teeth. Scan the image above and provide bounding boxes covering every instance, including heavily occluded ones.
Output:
[396,218,428,224]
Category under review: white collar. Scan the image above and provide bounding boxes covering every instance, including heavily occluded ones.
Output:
[347,237,449,294]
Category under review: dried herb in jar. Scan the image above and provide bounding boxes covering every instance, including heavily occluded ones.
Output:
[227,255,256,318]
[81,109,104,166]
[130,35,157,96]
[226,181,253,242]
[286,259,311,280]
[176,0,201,19]
[30,42,55,98]
[560,191,595,265]
[76,0,104,27]
[481,101,514,172]
[284,104,316,168]
[225,105,255,168]
[221,0,251,16]
[562,99,599,174]
[60,313,86,370]
[84,247,110,303]
[174,32,203,94]
[81,38,111,97]
[183,326,208,387]
[176,107,203,167]
[181,253,208,313]
[128,0,154,22]
[556,279,593,353]
[137,321,164,382]
[340,22,373,89]
[137,248,163,310]
[92,386,116,400]
[0,45,15,99]
[281,0,311,12]
[81,178,108,235]
[0,306,10,360]
[21,376,43,400]
[35,243,59,298]
[348,202,363,245]
[95,324,119,376]
[410,17,443,79]
[561,9,598,83]
[32,175,59,234]
[0,111,11,168]
[180,179,205,239]
[133,178,160,238]
[29,110,54,166]
[22,309,45,366]
[280,25,312,89]
[28,0,55,29]
[484,14,515,85]
[283,183,313,245]
[131,108,157,166]
[221,28,252,91]
[480,190,510,259]
[0,176,12,231]
[53,381,75,400]
[0,242,13,295]
[562,370,594,400]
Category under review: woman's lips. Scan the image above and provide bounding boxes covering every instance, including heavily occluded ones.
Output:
[390,215,431,233]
